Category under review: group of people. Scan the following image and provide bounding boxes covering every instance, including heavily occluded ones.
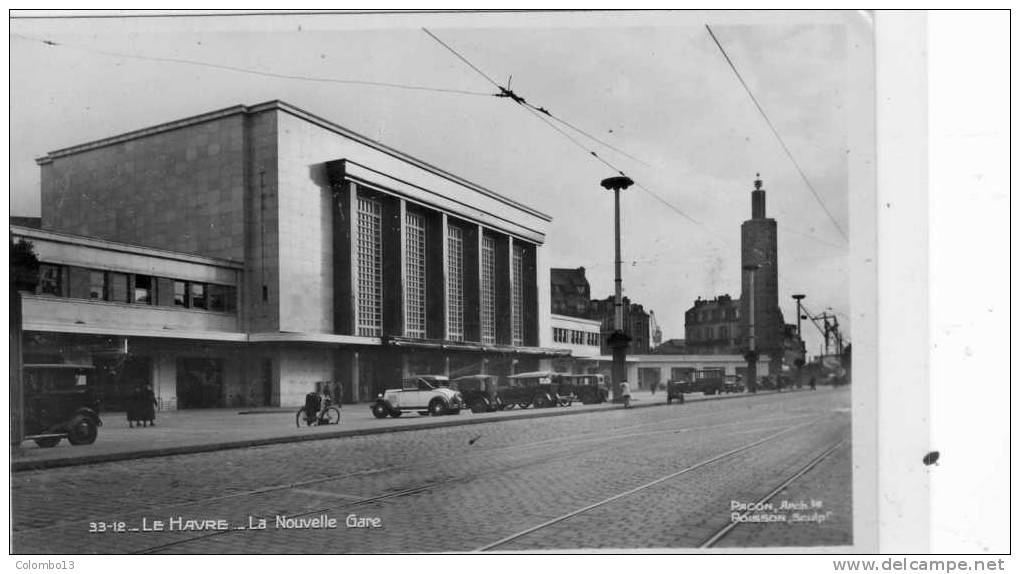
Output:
[126,383,158,428]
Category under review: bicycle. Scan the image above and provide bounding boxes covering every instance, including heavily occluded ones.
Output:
[296,394,342,427]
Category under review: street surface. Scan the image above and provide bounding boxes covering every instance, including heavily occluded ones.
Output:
[11,388,852,553]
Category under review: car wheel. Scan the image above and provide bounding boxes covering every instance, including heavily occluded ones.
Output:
[67,416,98,445]
[34,437,61,448]
[533,394,550,409]
[470,397,490,414]
[371,403,390,419]
[428,398,447,416]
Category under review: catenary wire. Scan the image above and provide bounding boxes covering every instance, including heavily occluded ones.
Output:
[421,28,704,226]
[705,24,848,244]
[519,101,651,167]
[418,25,848,332]
[421,27,503,89]
[11,32,493,97]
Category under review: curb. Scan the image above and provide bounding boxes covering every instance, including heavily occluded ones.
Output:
[11,388,812,472]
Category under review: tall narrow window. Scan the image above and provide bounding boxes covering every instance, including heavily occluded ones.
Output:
[190,283,207,309]
[480,235,496,344]
[446,225,464,341]
[134,275,153,305]
[404,209,427,339]
[37,264,63,296]
[174,281,189,307]
[511,243,525,346]
[356,196,383,336]
[88,270,106,300]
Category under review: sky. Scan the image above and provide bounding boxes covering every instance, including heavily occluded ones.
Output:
[8,10,869,357]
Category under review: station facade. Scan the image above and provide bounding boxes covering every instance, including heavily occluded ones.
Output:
[20,100,562,409]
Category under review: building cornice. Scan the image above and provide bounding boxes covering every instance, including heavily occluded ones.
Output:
[34,100,552,224]
[10,225,245,269]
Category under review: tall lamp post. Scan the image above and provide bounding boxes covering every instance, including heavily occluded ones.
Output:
[792,294,807,381]
[601,175,634,399]
[743,263,760,393]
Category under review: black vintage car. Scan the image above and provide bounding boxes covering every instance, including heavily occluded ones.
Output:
[450,374,501,413]
[21,363,103,448]
[556,374,609,405]
[500,371,560,409]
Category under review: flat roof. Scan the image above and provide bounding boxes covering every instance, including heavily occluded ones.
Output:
[10,225,244,269]
[36,100,552,223]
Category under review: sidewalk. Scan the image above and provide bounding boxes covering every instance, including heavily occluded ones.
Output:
[11,388,798,471]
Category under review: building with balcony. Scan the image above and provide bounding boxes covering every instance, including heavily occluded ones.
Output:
[684,294,742,355]
[18,100,562,409]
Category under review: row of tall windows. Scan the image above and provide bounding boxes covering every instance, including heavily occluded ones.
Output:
[553,327,600,347]
[404,209,427,339]
[688,325,733,341]
[691,308,740,323]
[511,244,524,347]
[356,196,384,337]
[480,235,496,344]
[351,194,529,346]
[446,225,465,342]
[31,263,236,311]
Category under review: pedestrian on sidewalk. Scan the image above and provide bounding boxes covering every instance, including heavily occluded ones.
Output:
[140,383,158,427]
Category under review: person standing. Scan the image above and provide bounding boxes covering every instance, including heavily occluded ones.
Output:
[140,383,158,427]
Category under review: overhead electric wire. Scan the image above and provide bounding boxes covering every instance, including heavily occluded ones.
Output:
[705,24,848,244]
[423,27,649,168]
[422,27,702,227]
[421,27,502,89]
[519,101,651,167]
[12,32,492,97]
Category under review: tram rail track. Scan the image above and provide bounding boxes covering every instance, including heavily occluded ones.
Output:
[698,437,849,549]
[12,391,850,554]
[473,416,830,552]
[129,417,828,554]
[13,407,817,536]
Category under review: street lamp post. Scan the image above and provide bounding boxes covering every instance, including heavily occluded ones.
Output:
[792,294,805,339]
[601,175,634,399]
[743,263,760,393]
[792,294,806,382]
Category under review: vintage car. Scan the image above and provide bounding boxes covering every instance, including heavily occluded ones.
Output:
[450,374,501,413]
[720,375,746,394]
[556,373,609,405]
[21,363,103,448]
[371,375,463,418]
[666,379,686,405]
[499,371,561,409]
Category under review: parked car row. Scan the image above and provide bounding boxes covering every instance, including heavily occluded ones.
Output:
[369,372,610,419]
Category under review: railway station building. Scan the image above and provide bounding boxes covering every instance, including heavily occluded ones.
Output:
[15,100,564,409]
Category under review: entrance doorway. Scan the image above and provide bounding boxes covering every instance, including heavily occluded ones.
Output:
[176,357,225,408]
[93,355,152,412]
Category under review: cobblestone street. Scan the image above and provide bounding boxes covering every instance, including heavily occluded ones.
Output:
[11,388,852,553]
